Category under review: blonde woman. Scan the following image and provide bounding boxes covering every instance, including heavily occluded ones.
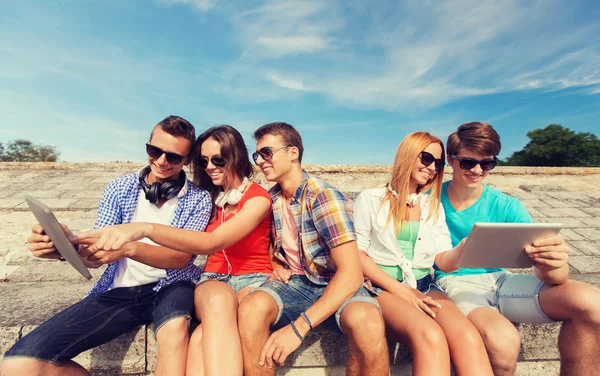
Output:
[353,132,492,375]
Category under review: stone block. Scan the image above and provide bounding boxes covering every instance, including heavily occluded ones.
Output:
[519,199,550,208]
[559,229,587,241]
[519,323,560,360]
[14,199,78,211]
[59,189,105,199]
[519,185,565,192]
[581,207,600,217]
[0,282,92,327]
[509,191,542,200]
[580,218,600,228]
[568,256,600,274]
[8,190,65,200]
[536,208,592,218]
[7,261,106,282]
[538,217,585,228]
[527,208,547,219]
[68,199,100,210]
[0,326,20,363]
[0,199,26,210]
[19,325,147,375]
[572,228,600,241]
[567,241,600,256]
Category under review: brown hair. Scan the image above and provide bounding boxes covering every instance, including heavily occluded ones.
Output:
[150,115,196,147]
[192,125,254,221]
[253,122,304,163]
[446,121,501,157]
[385,132,445,234]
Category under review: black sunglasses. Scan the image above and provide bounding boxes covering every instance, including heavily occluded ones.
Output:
[252,145,292,164]
[451,155,498,171]
[198,156,227,168]
[146,143,187,165]
[420,151,445,172]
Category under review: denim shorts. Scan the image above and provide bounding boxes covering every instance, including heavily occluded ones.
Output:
[199,272,270,292]
[251,275,380,334]
[4,281,195,364]
[437,271,554,324]
[373,274,445,295]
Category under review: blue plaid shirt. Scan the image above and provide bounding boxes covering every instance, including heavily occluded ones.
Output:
[86,172,212,297]
[270,171,356,285]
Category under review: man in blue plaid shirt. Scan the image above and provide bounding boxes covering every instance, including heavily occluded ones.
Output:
[239,122,389,376]
[2,116,212,376]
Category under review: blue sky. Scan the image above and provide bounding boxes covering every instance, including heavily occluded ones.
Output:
[1,0,599,164]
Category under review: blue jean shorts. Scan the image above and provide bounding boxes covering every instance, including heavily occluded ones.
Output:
[251,275,380,334]
[4,281,195,364]
[373,274,445,295]
[199,272,270,292]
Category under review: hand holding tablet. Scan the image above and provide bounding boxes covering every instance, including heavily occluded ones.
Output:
[25,195,93,280]
[455,222,563,269]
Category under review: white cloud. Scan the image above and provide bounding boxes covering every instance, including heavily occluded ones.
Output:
[156,0,215,11]
[265,72,310,91]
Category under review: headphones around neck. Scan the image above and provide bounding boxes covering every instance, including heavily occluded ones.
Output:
[387,183,421,207]
[215,177,249,208]
[138,166,186,205]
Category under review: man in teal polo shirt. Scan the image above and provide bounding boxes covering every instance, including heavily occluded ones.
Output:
[436,121,600,376]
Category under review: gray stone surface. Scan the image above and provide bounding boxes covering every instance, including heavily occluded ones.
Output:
[1,164,600,374]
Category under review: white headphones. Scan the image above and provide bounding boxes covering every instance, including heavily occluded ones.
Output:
[387,183,421,207]
[215,177,249,208]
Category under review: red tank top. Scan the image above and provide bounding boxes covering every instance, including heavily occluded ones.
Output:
[203,182,273,275]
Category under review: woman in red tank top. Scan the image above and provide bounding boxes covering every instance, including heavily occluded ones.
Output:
[74,125,275,375]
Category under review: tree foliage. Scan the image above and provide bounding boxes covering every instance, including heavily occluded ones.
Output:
[504,124,600,167]
[0,139,60,162]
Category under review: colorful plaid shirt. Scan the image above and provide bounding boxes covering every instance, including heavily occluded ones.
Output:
[270,171,357,285]
[86,172,212,297]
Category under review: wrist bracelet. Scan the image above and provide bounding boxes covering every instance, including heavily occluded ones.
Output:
[300,312,313,330]
[290,321,304,342]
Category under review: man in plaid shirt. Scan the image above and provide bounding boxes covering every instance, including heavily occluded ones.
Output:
[239,122,388,375]
[2,116,212,376]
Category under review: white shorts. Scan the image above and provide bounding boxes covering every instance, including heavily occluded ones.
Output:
[437,271,555,324]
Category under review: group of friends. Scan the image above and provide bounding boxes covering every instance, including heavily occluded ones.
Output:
[2,118,600,376]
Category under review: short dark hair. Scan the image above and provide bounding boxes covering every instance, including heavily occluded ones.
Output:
[150,116,196,146]
[447,121,501,157]
[193,125,254,220]
[253,122,304,163]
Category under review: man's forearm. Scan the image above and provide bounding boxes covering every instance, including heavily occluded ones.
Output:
[534,264,569,285]
[126,242,192,269]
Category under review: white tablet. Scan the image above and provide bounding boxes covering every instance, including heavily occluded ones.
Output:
[25,195,93,280]
[456,222,563,269]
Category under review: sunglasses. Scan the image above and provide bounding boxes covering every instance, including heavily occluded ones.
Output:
[451,155,498,171]
[146,143,188,165]
[252,145,292,164]
[420,151,445,172]
[198,156,227,168]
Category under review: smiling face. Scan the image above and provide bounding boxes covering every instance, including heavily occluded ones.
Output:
[147,126,191,183]
[200,137,234,187]
[410,142,442,187]
[254,134,296,183]
[448,148,493,189]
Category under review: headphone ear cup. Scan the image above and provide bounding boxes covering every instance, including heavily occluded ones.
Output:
[226,190,243,205]
[215,191,227,208]
[147,182,161,204]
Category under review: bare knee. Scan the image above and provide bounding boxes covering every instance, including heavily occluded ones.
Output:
[196,284,237,316]
[341,303,385,340]
[1,358,51,376]
[479,323,520,372]
[237,292,277,336]
[156,317,189,350]
[565,283,600,325]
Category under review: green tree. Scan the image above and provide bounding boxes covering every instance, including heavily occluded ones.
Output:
[0,139,60,162]
[505,124,600,167]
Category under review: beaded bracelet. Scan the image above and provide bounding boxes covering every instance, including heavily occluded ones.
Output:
[300,312,313,330]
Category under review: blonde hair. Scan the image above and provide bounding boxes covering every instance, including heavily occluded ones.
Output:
[384,132,445,234]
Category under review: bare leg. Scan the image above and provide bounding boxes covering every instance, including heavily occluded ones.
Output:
[427,291,493,376]
[340,301,389,376]
[155,317,189,376]
[376,290,450,375]
[467,307,521,376]
[1,358,90,376]
[188,281,242,376]
[186,324,205,376]
[238,291,279,376]
[537,280,600,376]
